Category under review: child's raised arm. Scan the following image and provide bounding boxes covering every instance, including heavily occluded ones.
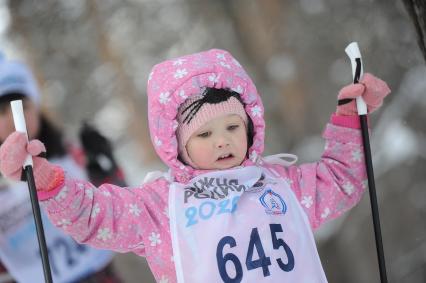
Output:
[0,132,169,257]
[41,174,170,257]
[269,73,390,230]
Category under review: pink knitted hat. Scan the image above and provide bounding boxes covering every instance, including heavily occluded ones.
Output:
[177,92,248,167]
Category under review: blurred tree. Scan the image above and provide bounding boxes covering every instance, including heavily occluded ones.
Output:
[88,0,157,163]
[402,0,426,61]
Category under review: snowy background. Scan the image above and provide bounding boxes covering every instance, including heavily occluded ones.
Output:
[0,0,425,282]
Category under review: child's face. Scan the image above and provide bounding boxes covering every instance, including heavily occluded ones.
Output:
[186,114,247,170]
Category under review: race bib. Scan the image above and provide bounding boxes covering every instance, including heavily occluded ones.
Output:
[169,166,328,283]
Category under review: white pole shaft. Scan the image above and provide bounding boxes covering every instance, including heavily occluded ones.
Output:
[10,100,33,167]
[345,42,367,115]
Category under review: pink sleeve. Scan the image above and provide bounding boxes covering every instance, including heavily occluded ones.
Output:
[271,115,367,230]
[40,176,171,257]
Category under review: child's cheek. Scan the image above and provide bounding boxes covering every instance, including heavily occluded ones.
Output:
[196,143,214,162]
[187,140,214,168]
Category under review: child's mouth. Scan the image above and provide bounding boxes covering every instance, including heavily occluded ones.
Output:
[217,153,234,161]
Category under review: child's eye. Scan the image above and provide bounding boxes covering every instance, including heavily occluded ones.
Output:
[227,125,239,131]
[197,131,211,138]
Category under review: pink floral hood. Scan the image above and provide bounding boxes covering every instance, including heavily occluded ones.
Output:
[147,49,265,183]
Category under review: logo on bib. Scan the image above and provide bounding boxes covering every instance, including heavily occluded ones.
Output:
[259,189,287,215]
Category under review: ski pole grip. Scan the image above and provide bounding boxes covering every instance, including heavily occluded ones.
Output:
[11,100,33,167]
[345,42,367,115]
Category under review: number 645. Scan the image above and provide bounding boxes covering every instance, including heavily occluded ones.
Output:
[216,223,294,283]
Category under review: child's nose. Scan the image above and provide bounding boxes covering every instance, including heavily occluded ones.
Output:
[215,137,230,148]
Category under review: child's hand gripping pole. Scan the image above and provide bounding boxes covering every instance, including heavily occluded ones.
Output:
[10,100,53,283]
[345,42,388,283]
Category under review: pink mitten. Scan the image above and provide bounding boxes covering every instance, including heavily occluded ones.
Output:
[0,132,64,191]
[337,73,391,116]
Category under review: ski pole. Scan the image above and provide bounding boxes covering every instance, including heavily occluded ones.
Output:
[10,100,53,283]
[344,42,388,283]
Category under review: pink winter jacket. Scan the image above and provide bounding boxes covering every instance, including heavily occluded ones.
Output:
[40,49,368,283]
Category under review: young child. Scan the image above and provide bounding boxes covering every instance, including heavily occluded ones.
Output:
[0,54,124,283]
[0,49,390,283]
